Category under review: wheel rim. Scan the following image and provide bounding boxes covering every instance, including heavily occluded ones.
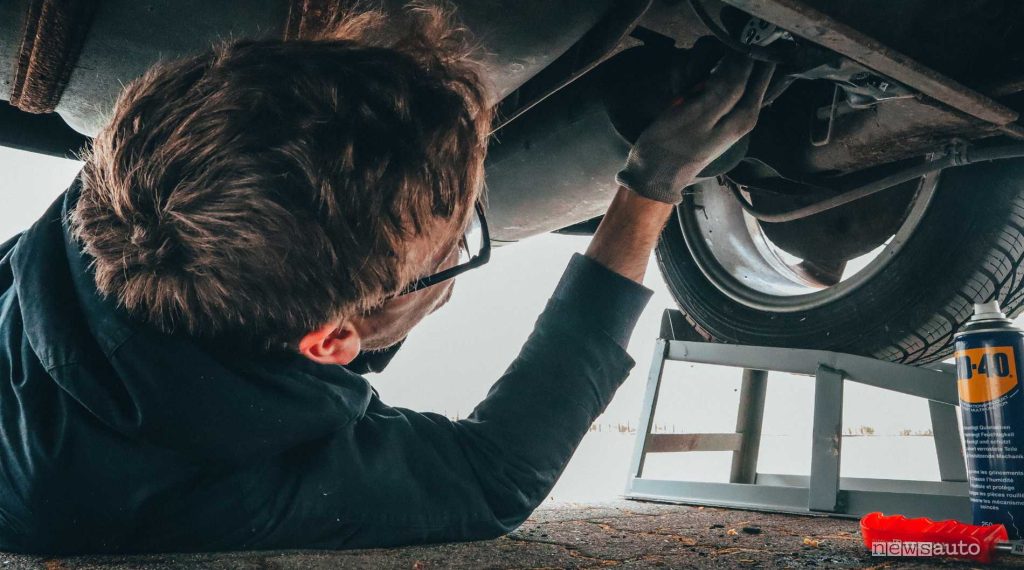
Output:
[678,173,940,313]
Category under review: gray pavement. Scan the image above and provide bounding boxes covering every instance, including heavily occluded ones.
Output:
[2,501,1020,569]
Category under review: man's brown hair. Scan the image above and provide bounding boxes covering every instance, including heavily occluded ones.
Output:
[71,5,492,349]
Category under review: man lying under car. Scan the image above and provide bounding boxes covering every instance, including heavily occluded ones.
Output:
[0,6,772,553]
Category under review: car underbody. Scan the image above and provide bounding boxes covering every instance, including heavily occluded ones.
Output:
[4,0,1024,361]
[3,1,1021,239]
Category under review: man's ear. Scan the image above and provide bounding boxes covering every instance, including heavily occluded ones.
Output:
[298,321,362,366]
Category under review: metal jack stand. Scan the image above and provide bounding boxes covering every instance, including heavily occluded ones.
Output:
[624,309,970,521]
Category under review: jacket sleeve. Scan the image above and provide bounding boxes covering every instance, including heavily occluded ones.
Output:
[244,254,652,550]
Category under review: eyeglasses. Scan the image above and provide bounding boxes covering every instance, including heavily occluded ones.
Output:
[393,201,490,297]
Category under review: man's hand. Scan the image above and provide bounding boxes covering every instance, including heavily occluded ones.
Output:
[588,55,775,284]
[616,56,776,205]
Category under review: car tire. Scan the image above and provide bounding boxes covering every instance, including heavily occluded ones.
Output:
[655,159,1024,364]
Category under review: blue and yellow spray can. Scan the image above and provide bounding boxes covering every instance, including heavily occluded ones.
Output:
[955,300,1024,538]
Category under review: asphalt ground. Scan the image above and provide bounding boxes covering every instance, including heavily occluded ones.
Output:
[2,501,1020,569]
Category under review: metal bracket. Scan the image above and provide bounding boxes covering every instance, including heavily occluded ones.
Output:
[625,309,969,521]
[808,365,844,512]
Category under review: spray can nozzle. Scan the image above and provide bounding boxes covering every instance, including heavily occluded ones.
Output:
[973,300,1010,323]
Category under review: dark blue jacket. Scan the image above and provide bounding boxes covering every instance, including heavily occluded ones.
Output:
[0,182,650,554]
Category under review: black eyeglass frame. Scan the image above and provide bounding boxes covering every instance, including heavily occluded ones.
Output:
[393,201,490,297]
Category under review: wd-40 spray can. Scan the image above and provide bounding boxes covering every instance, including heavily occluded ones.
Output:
[955,300,1024,538]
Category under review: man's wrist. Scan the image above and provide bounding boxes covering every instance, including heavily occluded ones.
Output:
[586,187,674,283]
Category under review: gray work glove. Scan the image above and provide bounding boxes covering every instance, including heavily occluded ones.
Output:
[616,56,776,204]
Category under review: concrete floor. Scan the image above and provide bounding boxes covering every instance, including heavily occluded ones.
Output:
[2,501,1022,569]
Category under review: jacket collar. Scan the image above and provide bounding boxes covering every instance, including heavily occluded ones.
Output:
[10,180,373,463]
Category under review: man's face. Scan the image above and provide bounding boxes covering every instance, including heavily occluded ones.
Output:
[296,207,473,366]
[348,217,466,351]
